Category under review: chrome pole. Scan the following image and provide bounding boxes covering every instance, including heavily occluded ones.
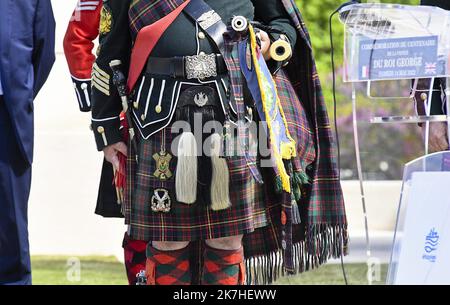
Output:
[352,84,372,263]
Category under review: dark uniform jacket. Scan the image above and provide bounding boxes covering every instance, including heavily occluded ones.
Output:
[90,0,296,150]
[421,0,450,10]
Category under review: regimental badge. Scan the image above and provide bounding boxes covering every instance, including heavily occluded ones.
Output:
[151,189,171,213]
[194,92,208,107]
[99,5,112,36]
[153,151,173,181]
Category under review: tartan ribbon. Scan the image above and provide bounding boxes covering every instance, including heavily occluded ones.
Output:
[223,30,264,184]
[113,112,129,204]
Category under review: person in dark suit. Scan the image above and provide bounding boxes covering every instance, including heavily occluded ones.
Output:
[415,0,450,152]
[0,0,55,285]
[421,0,450,10]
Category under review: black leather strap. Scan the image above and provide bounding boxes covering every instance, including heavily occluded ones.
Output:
[146,56,184,78]
[145,54,226,78]
[183,0,228,55]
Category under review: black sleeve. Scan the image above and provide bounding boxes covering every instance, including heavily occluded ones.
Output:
[251,0,297,48]
[417,0,449,117]
[91,0,131,151]
[414,78,445,117]
[421,0,450,10]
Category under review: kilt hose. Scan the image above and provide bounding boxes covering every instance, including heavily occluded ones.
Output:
[202,245,245,285]
[146,244,191,285]
[122,233,147,285]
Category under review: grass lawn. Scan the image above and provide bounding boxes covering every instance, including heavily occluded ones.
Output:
[32,256,128,285]
[31,256,388,285]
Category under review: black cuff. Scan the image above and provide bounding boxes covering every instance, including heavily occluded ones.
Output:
[72,77,92,112]
[91,117,123,151]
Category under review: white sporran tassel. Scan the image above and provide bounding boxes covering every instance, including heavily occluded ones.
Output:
[208,133,231,211]
[176,132,198,204]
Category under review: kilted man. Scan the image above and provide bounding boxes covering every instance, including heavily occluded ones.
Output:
[63,0,147,285]
[91,0,348,285]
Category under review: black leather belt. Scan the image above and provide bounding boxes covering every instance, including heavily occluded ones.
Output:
[145,54,227,79]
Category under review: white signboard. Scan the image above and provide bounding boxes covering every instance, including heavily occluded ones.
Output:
[394,172,450,284]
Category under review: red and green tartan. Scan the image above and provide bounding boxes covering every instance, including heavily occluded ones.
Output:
[240,1,348,282]
[281,0,347,226]
[128,0,185,38]
[146,245,191,285]
[274,69,316,179]
[122,232,147,285]
[202,246,245,285]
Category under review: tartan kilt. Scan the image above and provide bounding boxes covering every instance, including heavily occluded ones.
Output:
[123,68,316,243]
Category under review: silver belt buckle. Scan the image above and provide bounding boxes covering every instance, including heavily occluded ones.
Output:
[185,54,217,80]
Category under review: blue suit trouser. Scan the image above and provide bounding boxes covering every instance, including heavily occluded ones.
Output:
[0,96,32,285]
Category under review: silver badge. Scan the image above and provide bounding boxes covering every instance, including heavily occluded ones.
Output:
[194,92,208,107]
[151,189,171,213]
[198,10,221,30]
[185,54,217,80]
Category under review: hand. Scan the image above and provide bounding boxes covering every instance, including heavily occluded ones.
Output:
[103,142,128,173]
[256,30,272,61]
[422,122,449,153]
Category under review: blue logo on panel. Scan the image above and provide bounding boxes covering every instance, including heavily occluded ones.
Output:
[422,228,439,263]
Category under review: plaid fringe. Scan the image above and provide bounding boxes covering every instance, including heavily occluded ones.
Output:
[245,223,348,285]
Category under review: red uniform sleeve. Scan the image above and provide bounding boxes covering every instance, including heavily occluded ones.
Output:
[63,0,102,112]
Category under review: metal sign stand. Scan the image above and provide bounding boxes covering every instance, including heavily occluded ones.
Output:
[339,3,450,284]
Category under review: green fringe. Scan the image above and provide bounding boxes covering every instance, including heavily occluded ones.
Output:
[293,171,310,201]
[275,176,283,194]
[244,223,348,285]
[275,171,310,196]
[293,171,310,185]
